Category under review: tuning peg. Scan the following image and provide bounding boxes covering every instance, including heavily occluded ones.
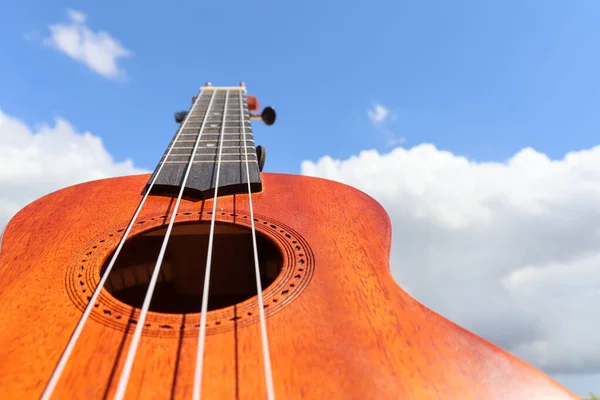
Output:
[251,107,276,126]
[256,145,266,172]
[261,107,276,126]
[174,111,188,123]
[247,96,259,112]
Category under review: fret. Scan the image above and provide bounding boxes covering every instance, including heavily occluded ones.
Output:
[162,158,259,165]
[189,107,246,114]
[186,116,249,122]
[206,122,251,127]
[162,160,258,164]
[163,155,258,161]
[200,86,246,90]
[162,150,258,157]
[180,126,251,131]
[163,151,257,158]
[164,154,256,160]
[201,123,250,128]
[172,136,252,144]
[170,141,254,149]
[180,127,248,133]
[180,127,252,132]
[169,146,254,150]
[182,122,251,128]
[169,146,255,152]
[180,130,251,136]
[194,102,236,108]
[192,105,246,112]
[176,135,252,139]
[167,152,254,158]
[170,138,254,144]
[188,111,247,115]
[192,104,245,109]
[175,132,253,137]
[195,96,246,102]
[176,129,254,134]
[167,148,250,155]
[191,101,246,106]
[168,152,256,156]
[163,151,256,156]
[171,139,254,143]
[195,100,244,106]
[181,133,253,136]
[176,131,253,136]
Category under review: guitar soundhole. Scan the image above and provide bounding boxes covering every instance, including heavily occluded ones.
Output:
[100,221,283,314]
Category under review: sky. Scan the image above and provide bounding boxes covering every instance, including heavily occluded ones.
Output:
[1,0,600,396]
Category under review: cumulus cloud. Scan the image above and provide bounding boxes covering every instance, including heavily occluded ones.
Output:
[301,144,600,379]
[43,9,132,79]
[0,108,146,230]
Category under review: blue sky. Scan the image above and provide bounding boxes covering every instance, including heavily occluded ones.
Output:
[3,1,600,173]
[2,1,600,396]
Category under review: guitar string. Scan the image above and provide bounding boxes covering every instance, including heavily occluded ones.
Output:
[113,88,218,400]
[39,88,206,400]
[192,88,231,400]
[239,92,276,400]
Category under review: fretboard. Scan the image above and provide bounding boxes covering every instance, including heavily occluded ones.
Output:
[145,86,262,200]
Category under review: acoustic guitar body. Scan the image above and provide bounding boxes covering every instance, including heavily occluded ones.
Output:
[0,172,577,399]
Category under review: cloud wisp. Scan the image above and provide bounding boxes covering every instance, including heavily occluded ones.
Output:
[42,9,132,79]
[367,103,391,125]
[367,103,405,147]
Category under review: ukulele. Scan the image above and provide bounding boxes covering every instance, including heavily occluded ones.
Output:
[0,83,579,399]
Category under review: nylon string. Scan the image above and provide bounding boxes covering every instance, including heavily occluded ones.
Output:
[112,89,218,400]
[239,91,276,400]
[191,88,231,400]
[40,89,208,400]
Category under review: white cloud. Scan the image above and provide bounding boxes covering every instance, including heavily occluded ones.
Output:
[43,9,132,79]
[367,103,390,125]
[0,108,146,230]
[301,144,600,389]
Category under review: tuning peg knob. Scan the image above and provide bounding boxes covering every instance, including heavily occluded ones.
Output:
[174,111,188,123]
[250,107,276,125]
[261,107,276,126]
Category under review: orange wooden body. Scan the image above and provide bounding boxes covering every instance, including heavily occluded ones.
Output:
[0,173,578,399]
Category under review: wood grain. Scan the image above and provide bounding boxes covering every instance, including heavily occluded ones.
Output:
[0,172,579,399]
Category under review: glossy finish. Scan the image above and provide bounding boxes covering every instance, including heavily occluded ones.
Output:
[0,173,579,399]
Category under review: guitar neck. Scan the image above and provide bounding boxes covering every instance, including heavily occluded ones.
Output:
[146,86,262,200]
